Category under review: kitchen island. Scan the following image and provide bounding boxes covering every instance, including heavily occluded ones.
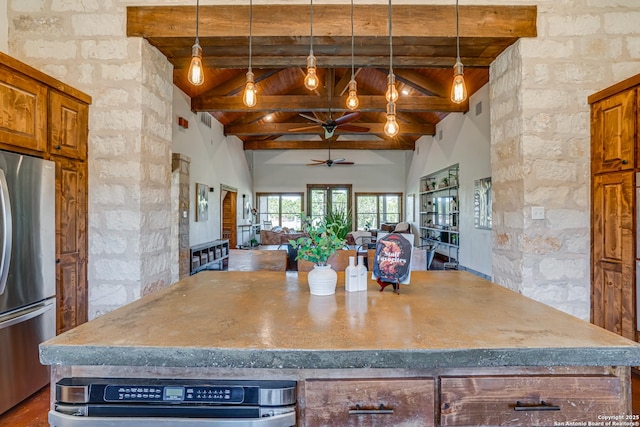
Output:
[41,271,640,426]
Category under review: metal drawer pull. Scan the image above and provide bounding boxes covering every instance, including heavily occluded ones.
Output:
[349,403,394,415]
[514,401,560,411]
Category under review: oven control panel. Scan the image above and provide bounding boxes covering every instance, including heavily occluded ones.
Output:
[104,384,245,404]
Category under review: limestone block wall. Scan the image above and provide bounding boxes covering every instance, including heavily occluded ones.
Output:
[6,0,174,318]
[491,0,640,319]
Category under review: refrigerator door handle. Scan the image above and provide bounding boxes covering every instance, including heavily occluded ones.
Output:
[0,300,54,331]
[0,169,12,296]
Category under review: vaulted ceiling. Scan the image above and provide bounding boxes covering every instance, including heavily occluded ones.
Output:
[127,4,536,151]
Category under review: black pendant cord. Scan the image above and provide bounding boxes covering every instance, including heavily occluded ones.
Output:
[350,0,355,80]
[388,0,393,79]
[455,0,461,63]
[309,0,314,54]
[195,0,200,45]
[248,0,253,72]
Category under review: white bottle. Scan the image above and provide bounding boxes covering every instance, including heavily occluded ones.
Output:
[345,256,358,292]
[356,255,368,291]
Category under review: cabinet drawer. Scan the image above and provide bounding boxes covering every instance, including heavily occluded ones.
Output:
[305,378,435,426]
[440,375,625,426]
[0,66,47,153]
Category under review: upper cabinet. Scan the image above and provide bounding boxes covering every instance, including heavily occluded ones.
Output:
[0,67,48,153]
[49,90,88,161]
[590,83,637,174]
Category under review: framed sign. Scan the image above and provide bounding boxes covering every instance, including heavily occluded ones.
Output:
[474,177,492,229]
[196,183,209,221]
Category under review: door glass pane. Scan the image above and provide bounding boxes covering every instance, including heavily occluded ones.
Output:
[356,195,377,230]
[266,195,280,227]
[282,195,302,230]
[310,189,326,226]
[331,188,348,214]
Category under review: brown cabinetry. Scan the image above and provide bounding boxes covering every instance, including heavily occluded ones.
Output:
[304,378,435,426]
[440,374,625,426]
[590,74,640,341]
[0,52,90,334]
[0,65,47,153]
[49,90,88,161]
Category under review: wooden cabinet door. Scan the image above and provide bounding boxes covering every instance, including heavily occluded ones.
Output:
[591,89,636,174]
[440,375,625,426]
[54,156,88,334]
[49,90,88,160]
[0,66,47,153]
[304,378,435,426]
[591,171,635,339]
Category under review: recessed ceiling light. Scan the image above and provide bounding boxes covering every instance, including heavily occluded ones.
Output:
[401,88,410,96]
[265,114,273,121]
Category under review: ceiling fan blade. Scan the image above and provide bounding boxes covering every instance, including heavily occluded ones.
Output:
[334,111,362,125]
[333,160,354,165]
[332,158,345,163]
[337,124,370,132]
[306,162,327,166]
[289,124,321,132]
[309,159,326,163]
[299,113,326,125]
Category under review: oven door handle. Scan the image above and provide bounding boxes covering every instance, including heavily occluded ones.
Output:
[49,410,296,426]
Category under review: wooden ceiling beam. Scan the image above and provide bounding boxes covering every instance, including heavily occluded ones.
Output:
[243,139,416,151]
[225,122,435,137]
[172,55,495,69]
[128,5,537,39]
[193,95,468,113]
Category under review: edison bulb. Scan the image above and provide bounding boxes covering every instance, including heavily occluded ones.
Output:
[385,75,398,103]
[304,54,319,91]
[188,43,204,86]
[384,102,399,137]
[450,62,468,104]
[346,80,359,110]
[243,71,257,107]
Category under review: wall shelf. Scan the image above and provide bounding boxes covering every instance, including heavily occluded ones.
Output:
[419,165,459,266]
[190,239,230,275]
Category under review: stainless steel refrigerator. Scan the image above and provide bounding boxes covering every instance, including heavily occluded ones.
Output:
[0,150,55,415]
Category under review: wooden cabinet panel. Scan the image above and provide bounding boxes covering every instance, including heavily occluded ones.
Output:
[0,67,47,153]
[591,172,635,339]
[440,375,625,426]
[304,378,435,426]
[49,90,88,160]
[591,89,636,174]
[54,157,87,334]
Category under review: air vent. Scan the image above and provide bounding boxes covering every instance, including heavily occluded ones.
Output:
[475,101,483,116]
[200,112,212,128]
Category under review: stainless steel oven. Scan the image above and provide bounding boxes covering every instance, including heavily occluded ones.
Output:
[49,378,297,426]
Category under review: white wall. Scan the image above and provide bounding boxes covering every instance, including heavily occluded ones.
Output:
[252,149,406,211]
[407,84,492,278]
[0,0,6,53]
[172,87,253,246]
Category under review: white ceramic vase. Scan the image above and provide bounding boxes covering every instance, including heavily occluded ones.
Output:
[307,264,337,296]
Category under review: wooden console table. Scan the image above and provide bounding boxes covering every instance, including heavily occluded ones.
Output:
[189,239,229,274]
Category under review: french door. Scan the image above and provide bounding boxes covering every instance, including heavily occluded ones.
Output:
[307,184,352,225]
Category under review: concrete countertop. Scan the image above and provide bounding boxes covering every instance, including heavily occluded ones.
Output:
[40,271,640,369]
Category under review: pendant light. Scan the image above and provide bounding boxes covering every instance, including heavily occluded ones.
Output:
[345,0,359,111]
[243,0,257,107]
[304,0,319,91]
[384,0,399,137]
[450,0,468,104]
[188,0,204,86]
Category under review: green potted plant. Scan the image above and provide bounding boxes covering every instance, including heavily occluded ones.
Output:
[290,218,346,295]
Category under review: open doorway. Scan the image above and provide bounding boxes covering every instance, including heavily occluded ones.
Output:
[220,185,237,248]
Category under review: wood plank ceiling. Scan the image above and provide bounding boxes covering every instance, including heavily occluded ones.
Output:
[127,4,537,151]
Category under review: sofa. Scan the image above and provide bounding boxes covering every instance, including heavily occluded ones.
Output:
[260,229,307,246]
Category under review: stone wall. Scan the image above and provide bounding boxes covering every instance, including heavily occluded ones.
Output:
[7,0,174,318]
[490,0,640,319]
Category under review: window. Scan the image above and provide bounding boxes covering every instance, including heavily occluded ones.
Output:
[307,184,352,226]
[355,193,402,230]
[256,193,304,230]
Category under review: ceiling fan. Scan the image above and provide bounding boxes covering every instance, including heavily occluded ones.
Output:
[307,142,354,167]
[290,74,369,139]
[291,111,368,139]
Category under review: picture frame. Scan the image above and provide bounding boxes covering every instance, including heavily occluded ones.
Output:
[474,177,492,229]
[196,183,209,222]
